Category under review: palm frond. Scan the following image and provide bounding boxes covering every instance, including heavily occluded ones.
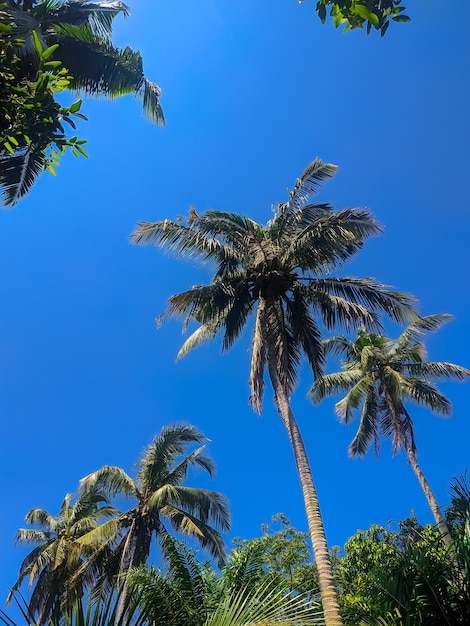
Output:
[152,485,231,532]
[177,321,220,359]
[132,219,225,263]
[404,379,453,416]
[348,387,381,457]
[287,287,324,380]
[138,424,209,490]
[53,0,131,40]
[205,580,322,626]
[162,505,227,566]
[308,277,417,326]
[286,157,338,211]
[309,370,363,404]
[0,149,45,207]
[390,314,454,356]
[24,508,60,532]
[335,376,373,424]
[405,361,470,382]
[165,446,216,484]
[79,466,136,499]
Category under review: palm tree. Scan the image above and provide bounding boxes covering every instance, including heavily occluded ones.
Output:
[309,314,470,546]
[131,158,417,626]
[7,488,120,625]
[79,423,231,575]
[131,536,323,626]
[1,0,164,205]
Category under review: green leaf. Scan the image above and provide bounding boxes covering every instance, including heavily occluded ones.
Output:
[316,1,327,23]
[75,145,89,158]
[42,61,62,70]
[392,14,411,22]
[69,100,83,114]
[40,44,60,62]
[354,5,380,27]
[32,30,43,56]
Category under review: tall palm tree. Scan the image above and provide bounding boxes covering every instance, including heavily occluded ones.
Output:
[7,488,120,625]
[131,158,417,626]
[79,424,231,575]
[309,314,470,546]
[1,0,164,205]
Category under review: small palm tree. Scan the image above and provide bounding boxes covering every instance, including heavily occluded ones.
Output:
[131,158,416,626]
[7,489,120,625]
[309,314,470,545]
[79,424,231,574]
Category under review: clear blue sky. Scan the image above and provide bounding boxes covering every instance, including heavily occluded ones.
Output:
[1,0,470,606]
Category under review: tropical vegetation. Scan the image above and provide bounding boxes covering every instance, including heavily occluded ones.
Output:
[309,314,470,545]
[7,424,230,625]
[131,157,417,626]
[0,0,163,206]
[311,0,410,36]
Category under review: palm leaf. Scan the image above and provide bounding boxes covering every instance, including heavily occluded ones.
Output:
[405,361,470,382]
[285,157,338,211]
[309,370,363,404]
[0,149,45,207]
[80,466,136,499]
[205,580,323,626]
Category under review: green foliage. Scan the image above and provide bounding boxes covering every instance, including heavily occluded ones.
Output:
[7,489,121,626]
[1,0,163,207]
[79,424,231,573]
[232,514,319,599]
[0,15,88,206]
[312,0,410,36]
[337,503,470,625]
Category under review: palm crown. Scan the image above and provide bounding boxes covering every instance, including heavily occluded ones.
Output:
[310,314,470,457]
[79,423,231,571]
[8,489,120,625]
[309,314,470,545]
[133,158,416,413]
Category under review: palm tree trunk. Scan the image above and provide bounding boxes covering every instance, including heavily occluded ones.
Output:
[268,360,343,626]
[404,441,452,547]
[386,398,453,548]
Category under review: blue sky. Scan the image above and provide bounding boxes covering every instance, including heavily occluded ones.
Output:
[1,0,470,607]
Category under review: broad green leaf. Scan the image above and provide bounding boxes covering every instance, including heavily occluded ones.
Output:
[41,44,60,61]
[355,5,380,27]
[32,30,43,56]
[69,100,83,114]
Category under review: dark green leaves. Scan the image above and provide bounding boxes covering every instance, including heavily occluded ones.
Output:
[311,1,411,36]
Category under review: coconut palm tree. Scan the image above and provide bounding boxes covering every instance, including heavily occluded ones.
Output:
[309,314,470,546]
[1,0,164,206]
[7,488,120,625]
[79,424,231,575]
[131,158,417,626]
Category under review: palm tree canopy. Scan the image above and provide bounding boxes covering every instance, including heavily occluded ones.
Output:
[79,424,231,569]
[132,158,417,413]
[8,488,121,624]
[309,314,470,457]
[5,0,164,124]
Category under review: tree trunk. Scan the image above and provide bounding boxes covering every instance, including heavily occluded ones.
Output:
[386,396,453,548]
[268,361,343,626]
[404,441,452,547]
